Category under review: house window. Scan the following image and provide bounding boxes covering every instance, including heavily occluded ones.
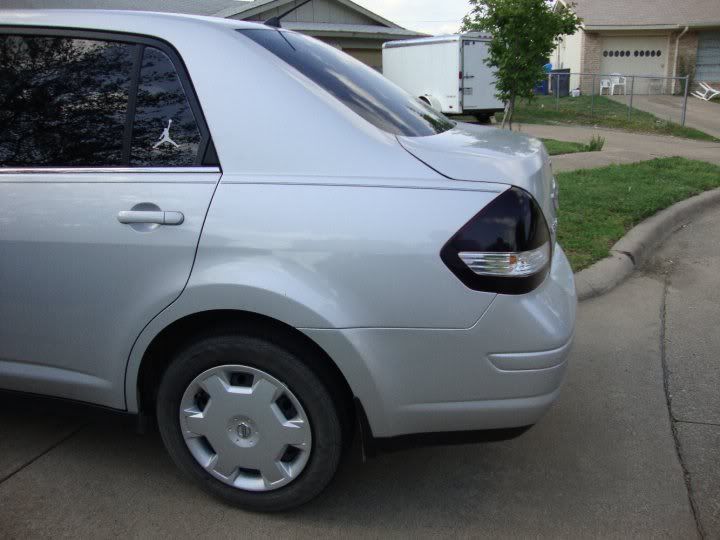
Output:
[697,31,720,82]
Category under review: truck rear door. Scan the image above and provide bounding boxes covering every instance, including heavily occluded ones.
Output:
[461,39,501,111]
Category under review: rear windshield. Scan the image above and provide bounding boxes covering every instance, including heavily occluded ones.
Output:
[238,29,454,137]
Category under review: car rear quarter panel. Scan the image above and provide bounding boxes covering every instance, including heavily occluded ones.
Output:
[125,181,504,412]
[187,180,502,329]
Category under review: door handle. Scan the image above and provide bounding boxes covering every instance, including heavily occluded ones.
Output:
[464,75,475,79]
[117,210,184,225]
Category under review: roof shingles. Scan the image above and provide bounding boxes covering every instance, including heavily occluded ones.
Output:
[3,0,424,37]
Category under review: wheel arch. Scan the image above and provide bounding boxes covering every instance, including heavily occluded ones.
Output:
[131,309,358,437]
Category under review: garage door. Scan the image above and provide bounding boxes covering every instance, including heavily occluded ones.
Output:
[697,31,720,82]
[600,36,668,94]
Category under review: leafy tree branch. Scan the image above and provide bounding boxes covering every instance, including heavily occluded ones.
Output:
[462,0,581,129]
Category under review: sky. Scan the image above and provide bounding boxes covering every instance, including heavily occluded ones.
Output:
[353,0,473,36]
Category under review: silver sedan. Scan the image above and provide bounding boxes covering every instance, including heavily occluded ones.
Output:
[0,9,576,511]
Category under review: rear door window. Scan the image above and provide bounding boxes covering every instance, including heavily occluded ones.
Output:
[1,32,214,168]
[130,46,202,166]
[0,35,134,167]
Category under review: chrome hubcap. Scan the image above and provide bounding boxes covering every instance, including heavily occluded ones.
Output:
[179,365,312,492]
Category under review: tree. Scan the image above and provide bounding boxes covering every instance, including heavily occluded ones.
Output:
[462,0,581,129]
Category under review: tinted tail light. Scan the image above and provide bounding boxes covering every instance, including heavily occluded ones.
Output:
[441,187,551,295]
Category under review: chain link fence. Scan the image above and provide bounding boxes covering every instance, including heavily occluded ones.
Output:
[546,71,691,127]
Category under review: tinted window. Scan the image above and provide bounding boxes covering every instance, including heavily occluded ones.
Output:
[238,29,454,137]
[0,35,133,167]
[131,47,201,166]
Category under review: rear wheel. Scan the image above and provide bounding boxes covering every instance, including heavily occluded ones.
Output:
[156,334,342,511]
[473,113,492,123]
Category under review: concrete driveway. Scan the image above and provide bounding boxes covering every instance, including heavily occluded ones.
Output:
[609,93,720,139]
[2,211,719,538]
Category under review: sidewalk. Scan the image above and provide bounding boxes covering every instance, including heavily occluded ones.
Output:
[515,123,720,172]
[651,208,720,536]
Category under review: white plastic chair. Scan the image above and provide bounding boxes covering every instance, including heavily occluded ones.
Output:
[609,73,626,95]
[599,78,611,95]
[692,82,720,101]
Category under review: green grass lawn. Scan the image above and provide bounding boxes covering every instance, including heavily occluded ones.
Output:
[501,95,719,142]
[557,157,720,271]
[541,136,604,155]
[541,138,588,155]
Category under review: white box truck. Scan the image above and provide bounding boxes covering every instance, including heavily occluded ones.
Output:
[382,33,504,121]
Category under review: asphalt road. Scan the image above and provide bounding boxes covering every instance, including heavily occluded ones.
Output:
[1,211,718,538]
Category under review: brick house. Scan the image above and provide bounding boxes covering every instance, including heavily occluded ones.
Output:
[552,0,720,95]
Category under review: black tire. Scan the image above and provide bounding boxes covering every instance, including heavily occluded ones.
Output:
[474,113,492,123]
[156,333,343,512]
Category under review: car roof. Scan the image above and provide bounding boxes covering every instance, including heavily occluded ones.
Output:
[0,9,266,32]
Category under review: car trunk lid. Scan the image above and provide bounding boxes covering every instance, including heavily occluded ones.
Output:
[397,122,556,222]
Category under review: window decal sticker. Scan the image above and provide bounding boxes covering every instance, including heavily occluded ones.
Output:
[130,47,200,166]
[153,119,179,149]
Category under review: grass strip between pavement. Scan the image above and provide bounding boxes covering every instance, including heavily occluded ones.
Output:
[541,138,588,155]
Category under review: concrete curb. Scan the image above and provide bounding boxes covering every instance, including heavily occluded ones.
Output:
[575,187,720,301]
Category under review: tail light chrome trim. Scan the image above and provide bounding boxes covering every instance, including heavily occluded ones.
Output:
[459,242,551,278]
